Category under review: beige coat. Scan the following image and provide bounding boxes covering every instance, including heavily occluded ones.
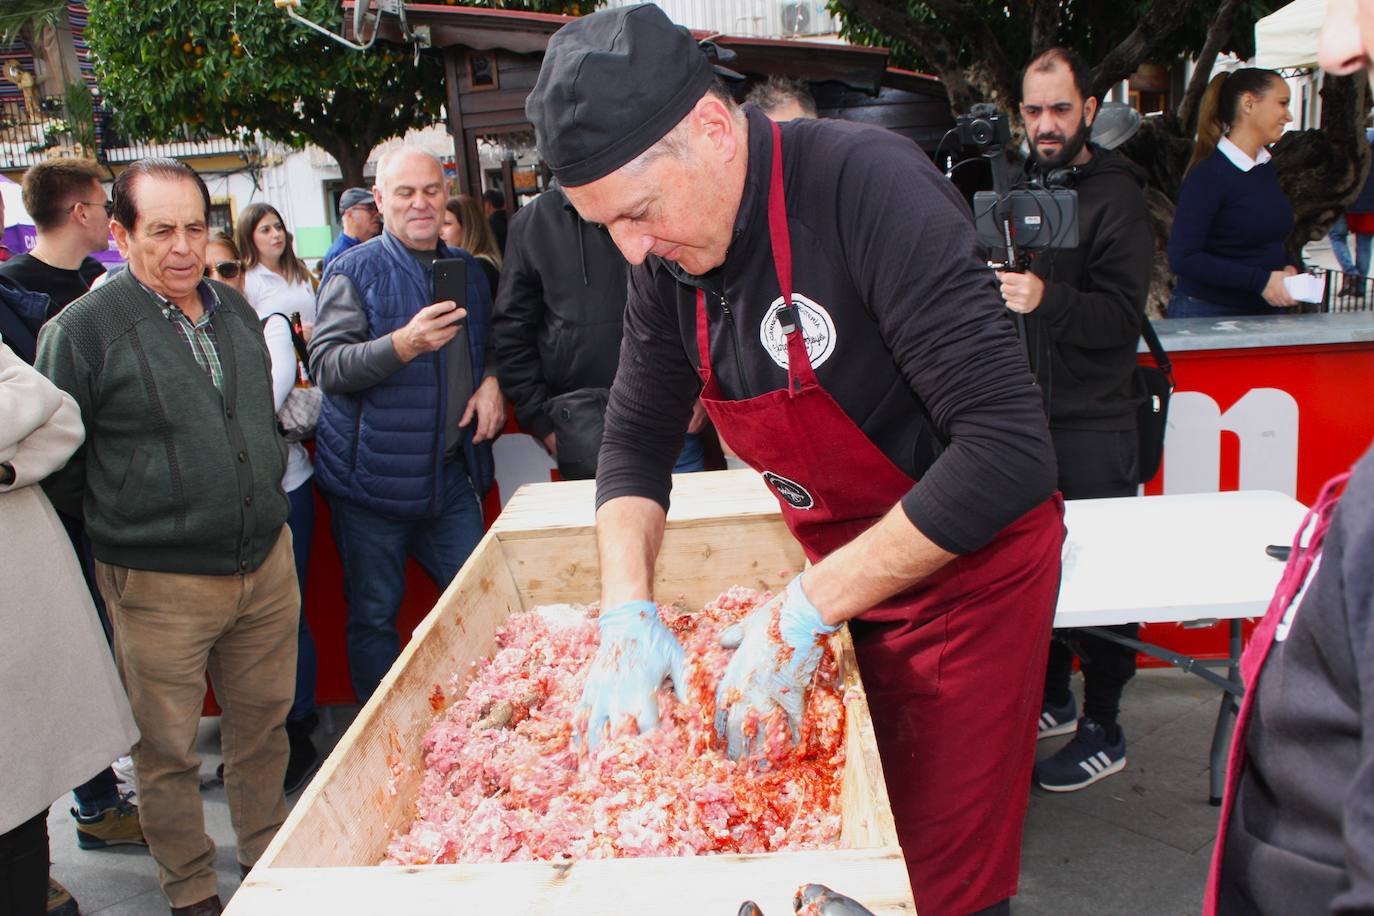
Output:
[0,340,139,832]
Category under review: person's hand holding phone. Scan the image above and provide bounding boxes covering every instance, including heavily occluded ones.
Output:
[392,300,467,363]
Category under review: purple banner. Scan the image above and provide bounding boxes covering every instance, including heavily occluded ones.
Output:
[2,223,124,267]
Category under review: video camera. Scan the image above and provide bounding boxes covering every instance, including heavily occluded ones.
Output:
[956,103,1012,152]
[951,104,1078,267]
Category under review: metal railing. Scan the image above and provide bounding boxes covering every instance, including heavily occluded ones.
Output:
[0,99,246,171]
[0,98,82,170]
[1312,267,1374,312]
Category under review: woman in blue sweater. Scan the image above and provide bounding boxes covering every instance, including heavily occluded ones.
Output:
[1168,68,1299,317]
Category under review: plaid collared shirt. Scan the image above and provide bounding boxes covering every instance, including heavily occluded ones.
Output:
[140,278,224,391]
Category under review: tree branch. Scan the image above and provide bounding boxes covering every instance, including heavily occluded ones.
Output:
[1090,0,1196,98]
[922,0,1020,106]
[833,0,980,111]
[1175,0,1244,133]
[1030,0,1061,56]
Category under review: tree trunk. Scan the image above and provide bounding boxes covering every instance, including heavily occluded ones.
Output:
[1119,116,1195,317]
[1030,0,1060,56]
[1175,0,1244,135]
[1272,74,1370,264]
[1090,0,1196,97]
[830,0,988,113]
[329,143,369,190]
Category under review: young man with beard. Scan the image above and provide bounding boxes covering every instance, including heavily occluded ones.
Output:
[996,47,1154,792]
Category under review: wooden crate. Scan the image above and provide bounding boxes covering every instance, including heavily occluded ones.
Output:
[227,470,914,915]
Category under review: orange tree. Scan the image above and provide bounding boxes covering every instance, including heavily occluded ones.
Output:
[85,0,599,187]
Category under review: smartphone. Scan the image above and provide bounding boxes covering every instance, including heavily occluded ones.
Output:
[432,258,467,328]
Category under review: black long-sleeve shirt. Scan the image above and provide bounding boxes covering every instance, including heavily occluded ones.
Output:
[595,106,1056,555]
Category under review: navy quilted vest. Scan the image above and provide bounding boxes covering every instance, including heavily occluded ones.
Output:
[313,231,494,519]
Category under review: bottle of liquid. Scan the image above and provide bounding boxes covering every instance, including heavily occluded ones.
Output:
[289,311,310,387]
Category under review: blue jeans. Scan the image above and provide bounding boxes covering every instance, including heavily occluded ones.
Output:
[1328,215,1373,277]
[286,478,318,723]
[1166,289,1268,319]
[328,461,484,702]
[673,432,706,473]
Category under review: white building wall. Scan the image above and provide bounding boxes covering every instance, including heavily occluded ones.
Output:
[602,0,839,38]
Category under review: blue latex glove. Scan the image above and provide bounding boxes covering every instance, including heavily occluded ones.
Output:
[579,600,686,750]
[714,574,839,760]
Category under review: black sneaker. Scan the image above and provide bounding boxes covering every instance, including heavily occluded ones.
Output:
[1034,717,1126,792]
[283,718,321,795]
[1038,693,1077,740]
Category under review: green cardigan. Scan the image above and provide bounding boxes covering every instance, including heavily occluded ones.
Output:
[36,269,289,575]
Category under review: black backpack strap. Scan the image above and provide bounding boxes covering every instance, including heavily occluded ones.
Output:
[261,312,312,381]
[1141,315,1173,381]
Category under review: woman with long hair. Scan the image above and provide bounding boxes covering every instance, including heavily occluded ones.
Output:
[208,227,321,791]
[1167,68,1298,317]
[441,194,502,295]
[236,202,319,336]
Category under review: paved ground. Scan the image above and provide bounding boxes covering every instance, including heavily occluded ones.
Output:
[48,666,1228,915]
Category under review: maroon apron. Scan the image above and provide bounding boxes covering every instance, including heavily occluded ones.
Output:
[693,121,1065,915]
[1204,470,1353,915]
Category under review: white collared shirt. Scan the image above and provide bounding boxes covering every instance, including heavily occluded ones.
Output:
[1217,136,1272,172]
[243,263,317,328]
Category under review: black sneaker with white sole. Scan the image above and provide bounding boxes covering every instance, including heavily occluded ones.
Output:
[1038,693,1078,740]
[1034,716,1126,792]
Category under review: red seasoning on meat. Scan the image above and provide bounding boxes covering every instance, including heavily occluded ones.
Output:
[384,587,846,865]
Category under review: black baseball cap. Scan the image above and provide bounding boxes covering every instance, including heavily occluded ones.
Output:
[526,4,739,187]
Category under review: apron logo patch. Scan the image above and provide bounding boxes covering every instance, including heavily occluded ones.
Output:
[762,471,815,510]
[759,293,837,370]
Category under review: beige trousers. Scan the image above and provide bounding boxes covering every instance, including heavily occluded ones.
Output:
[96,528,298,907]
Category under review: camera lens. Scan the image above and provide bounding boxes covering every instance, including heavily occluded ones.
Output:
[970,120,993,145]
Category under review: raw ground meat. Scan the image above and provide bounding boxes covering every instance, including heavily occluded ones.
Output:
[383,586,846,865]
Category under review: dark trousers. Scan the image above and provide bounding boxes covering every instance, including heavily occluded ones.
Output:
[0,810,49,916]
[329,461,484,703]
[1044,427,1140,729]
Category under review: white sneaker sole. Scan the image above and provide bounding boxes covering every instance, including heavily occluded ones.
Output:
[1037,755,1127,792]
[1038,720,1077,740]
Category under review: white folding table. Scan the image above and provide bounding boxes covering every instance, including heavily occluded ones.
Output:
[1056,489,1310,802]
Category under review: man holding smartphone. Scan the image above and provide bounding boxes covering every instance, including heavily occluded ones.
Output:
[309,146,504,703]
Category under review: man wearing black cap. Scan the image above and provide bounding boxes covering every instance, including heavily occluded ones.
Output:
[527,5,1064,915]
[321,187,381,272]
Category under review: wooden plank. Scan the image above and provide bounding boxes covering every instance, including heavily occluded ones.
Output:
[836,627,900,850]
[500,518,805,611]
[492,468,783,539]
[256,532,524,868]
[230,849,914,915]
[246,469,911,913]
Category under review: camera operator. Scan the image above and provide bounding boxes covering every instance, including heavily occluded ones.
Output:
[996,47,1153,793]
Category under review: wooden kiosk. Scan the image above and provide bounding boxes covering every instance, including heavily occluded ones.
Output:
[226,470,916,915]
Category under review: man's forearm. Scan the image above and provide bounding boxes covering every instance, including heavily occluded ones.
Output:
[801,502,957,626]
[309,275,406,393]
[596,495,668,608]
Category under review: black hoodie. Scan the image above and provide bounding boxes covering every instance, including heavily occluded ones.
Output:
[491,187,629,441]
[1023,144,1152,430]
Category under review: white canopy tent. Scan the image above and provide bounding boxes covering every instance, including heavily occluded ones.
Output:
[0,174,33,229]
[1255,0,1327,71]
